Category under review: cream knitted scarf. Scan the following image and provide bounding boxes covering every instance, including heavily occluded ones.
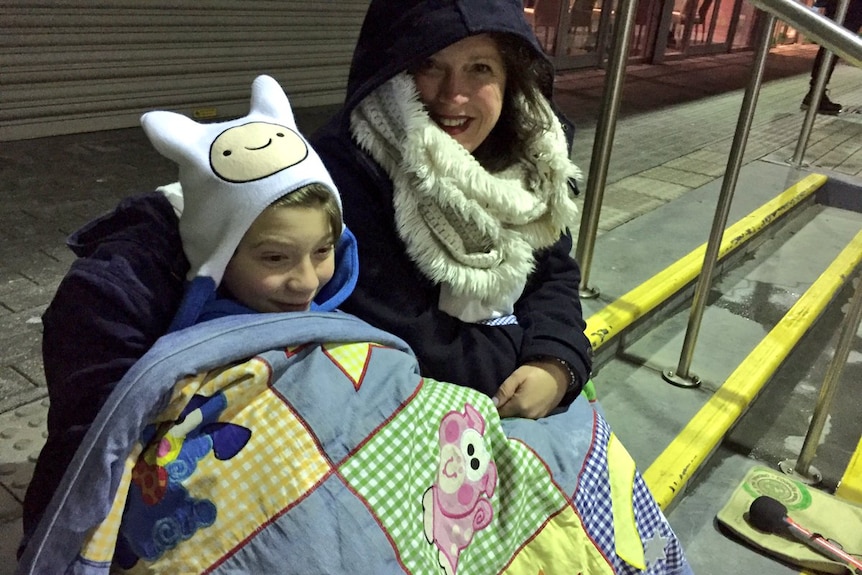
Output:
[350,72,581,311]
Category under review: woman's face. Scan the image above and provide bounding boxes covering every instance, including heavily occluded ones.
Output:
[413,34,507,153]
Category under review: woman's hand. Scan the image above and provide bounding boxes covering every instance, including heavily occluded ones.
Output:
[492,359,569,419]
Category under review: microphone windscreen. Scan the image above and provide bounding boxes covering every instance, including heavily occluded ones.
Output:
[749,495,790,535]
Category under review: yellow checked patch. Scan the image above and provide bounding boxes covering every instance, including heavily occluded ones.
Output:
[79,443,143,564]
[169,359,331,571]
[503,505,613,575]
[322,342,385,390]
[98,358,333,572]
[608,432,645,570]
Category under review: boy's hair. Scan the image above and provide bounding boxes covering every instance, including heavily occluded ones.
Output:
[471,32,555,173]
[270,182,343,242]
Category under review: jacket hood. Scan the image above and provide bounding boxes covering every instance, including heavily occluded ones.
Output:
[342,0,554,128]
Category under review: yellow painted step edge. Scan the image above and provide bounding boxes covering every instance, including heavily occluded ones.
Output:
[643,229,862,510]
[835,434,862,505]
[585,173,828,351]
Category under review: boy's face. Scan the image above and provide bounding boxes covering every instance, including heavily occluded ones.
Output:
[222,205,336,313]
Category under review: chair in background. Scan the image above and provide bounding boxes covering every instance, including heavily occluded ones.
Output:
[568,0,598,52]
[570,0,595,35]
[634,0,655,48]
[681,0,709,42]
[533,0,564,52]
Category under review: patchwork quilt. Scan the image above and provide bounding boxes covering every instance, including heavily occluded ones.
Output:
[17,312,693,575]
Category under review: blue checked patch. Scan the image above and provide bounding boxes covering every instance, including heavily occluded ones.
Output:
[574,413,691,574]
[479,314,519,326]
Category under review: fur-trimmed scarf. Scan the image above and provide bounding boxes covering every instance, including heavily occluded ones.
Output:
[350,72,581,322]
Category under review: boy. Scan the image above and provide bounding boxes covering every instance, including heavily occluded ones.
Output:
[140,74,358,331]
[20,74,358,557]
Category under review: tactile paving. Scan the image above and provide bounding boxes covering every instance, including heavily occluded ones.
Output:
[0,397,49,502]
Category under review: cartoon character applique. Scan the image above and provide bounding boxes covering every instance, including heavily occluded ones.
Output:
[422,403,498,575]
[114,391,251,568]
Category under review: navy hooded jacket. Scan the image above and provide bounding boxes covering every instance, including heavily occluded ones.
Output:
[310,0,593,398]
[22,193,189,544]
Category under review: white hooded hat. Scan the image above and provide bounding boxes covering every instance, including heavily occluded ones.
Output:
[141,74,342,287]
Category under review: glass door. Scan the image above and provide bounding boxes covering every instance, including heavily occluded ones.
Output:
[523,0,758,69]
[525,0,612,69]
[667,0,739,55]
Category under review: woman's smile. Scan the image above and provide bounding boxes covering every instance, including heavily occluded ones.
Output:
[432,114,472,136]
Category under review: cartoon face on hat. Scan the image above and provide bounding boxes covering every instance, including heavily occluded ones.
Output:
[141,74,342,286]
[209,121,307,183]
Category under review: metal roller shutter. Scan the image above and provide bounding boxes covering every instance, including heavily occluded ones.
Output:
[0,0,371,141]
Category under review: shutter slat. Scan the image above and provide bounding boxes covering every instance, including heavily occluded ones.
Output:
[0,0,370,141]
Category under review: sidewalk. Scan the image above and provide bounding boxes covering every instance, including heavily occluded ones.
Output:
[1,42,862,571]
[558,44,862,235]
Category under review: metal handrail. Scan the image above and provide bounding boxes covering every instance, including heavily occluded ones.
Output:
[574,0,640,299]
[576,0,862,335]
[748,0,862,67]
[663,12,778,387]
[780,272,862,484]
[574,0,862,296]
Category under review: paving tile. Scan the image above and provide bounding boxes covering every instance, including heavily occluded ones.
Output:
[634,166,717,190]
[835,148,862,176]
[0,517,23,575]
[4,347,46,389]
[0,368,34,414]
[0,388,47,418]
[0,487,22,523]
[0,242,65,275]
[0,284,57,315]
[610,174,692,202]
[597,205,639,233]
[0,334,43,383]
[664,155,727,177]
[596,195,664,232]
[0,398,48,503]
[0,275,34,299]
[0,308,43,339]
[5,251,69,287]
[41,244,76,269]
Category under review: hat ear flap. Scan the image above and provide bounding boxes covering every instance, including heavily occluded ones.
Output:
[141,110,207,166]
[249,75,297,129]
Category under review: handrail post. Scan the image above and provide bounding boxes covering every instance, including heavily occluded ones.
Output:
[574,0,639,299]
[790,0,852,166]
[662,12,777,388]
[779,272,862,485]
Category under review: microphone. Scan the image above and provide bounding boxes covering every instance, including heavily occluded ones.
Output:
[748,495,862,574]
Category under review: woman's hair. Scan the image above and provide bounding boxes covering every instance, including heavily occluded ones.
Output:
[472,33,556,172]
[270,182,343,242]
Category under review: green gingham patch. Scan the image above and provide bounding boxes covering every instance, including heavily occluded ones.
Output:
[338,379,569,574]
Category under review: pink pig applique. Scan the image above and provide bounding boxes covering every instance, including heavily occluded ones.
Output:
[422,403,498,575]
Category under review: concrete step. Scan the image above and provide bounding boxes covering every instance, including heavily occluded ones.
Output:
[584,162,862,574]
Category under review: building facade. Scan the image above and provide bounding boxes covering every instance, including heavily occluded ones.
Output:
[2,0,811,141]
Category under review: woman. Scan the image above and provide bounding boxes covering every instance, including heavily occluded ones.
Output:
[22,0,591,550]
[310,0,593,419]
